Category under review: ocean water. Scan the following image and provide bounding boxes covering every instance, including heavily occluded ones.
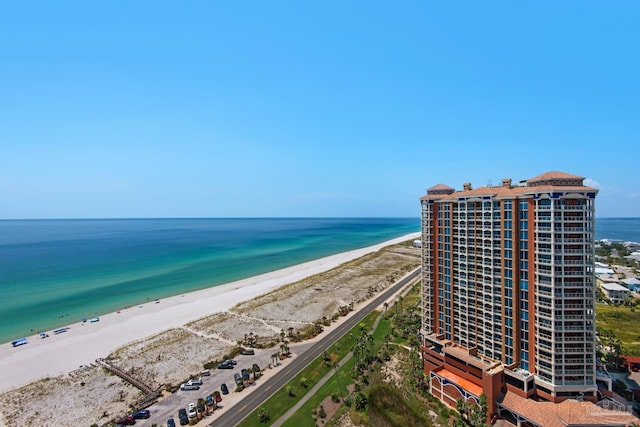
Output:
[596,217,640,242]
[0,218,419,343]
[1,217,637,344]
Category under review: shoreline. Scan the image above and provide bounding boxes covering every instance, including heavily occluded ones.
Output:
[0,232,419,393]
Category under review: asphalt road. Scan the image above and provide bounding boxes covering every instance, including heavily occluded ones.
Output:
[210,267,421,427]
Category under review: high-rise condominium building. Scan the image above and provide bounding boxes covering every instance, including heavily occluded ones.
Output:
[420,171,601,420]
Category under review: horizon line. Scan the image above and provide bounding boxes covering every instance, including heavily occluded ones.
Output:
[0,216,422,221]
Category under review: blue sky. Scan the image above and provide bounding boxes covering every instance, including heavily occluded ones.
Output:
[0,1,638,218]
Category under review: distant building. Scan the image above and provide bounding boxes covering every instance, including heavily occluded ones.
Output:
[597,273,621,283]
[624,242,640,252]
[601,283,630,304]
[622,277,640,292]
[420,172,608,422]
[596,266,615,275]
[625,252,640,263]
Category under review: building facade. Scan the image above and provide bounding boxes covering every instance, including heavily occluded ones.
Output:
[420,172,599,418]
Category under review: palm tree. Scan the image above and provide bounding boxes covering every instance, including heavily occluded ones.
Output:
[288,326,294,338]
[299,377,308,388]
[383,302,389,313]
[280,343,289,357]
[367,334,374,360]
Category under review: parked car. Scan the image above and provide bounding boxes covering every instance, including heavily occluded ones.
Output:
[239,348,255,355]
[234,372,242,385]
[201,369,211,376]
[225,359,237,365]
[117,416,136,425]
[132,409,150,419]
[241,369,250,381]
[220,383,229,395]
[177,409,188,426]
[206,395,215,407]
[180,383,200,391]
[167,418,176,427]
[188,404,197,418]
[217,360,234,369]
[213,391,222,403]
[252,363,261,373]
[178,408,189,426]
[189,378,203,386]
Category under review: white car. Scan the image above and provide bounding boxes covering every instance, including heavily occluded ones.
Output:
[188,403,197,418]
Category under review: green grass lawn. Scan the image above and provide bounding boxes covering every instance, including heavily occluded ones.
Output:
[596,303,640,353]
[236,310,380,427]
[281,314,395,427]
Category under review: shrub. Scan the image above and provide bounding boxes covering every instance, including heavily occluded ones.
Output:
[318,405,327,418]
[355,392,368,411]
[258,407,270,423]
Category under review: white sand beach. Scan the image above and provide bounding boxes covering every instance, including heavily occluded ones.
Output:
[0,233,419,393]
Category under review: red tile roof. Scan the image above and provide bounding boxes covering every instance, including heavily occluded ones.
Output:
[420,184,598,201]
[420,172,597,201]
[528,171,585,181]
[428,183,455,191]
[499,391,639,426]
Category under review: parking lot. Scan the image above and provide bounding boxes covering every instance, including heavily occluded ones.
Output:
[129,346,295,426]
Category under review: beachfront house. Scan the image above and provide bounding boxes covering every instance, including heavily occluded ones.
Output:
[601,282,630,304]
[622,277,640,293]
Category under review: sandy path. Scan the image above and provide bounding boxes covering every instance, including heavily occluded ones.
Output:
[0,233,419,393]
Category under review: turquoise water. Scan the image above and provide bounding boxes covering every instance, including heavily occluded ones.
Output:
[0,218,419,343]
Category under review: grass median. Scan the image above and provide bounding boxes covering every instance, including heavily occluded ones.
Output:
[236,310,380,427]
